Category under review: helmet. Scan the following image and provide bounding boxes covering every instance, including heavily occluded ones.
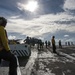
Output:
[53,36,55,38]
[0,17,7,27]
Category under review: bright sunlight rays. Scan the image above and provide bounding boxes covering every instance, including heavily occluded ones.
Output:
[25,1,38,12]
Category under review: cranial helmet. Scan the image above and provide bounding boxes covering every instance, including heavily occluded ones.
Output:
[53,36,55,38]
[0,17,7,27]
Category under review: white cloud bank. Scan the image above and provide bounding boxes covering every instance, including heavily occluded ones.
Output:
[8,35,16,40]
[6,12,75,38]
[64,35,69,38]
[63,0,75,10]
[4,0,75,42]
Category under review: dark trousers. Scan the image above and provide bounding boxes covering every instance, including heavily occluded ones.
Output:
[52,44,56,53]
[0,49,17,75]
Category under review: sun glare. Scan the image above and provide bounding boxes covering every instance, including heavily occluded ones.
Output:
[25,1,38,12]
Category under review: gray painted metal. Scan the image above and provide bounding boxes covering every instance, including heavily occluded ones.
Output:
[9,44,31,57]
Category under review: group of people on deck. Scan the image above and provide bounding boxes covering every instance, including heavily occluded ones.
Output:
[0,17,62,75]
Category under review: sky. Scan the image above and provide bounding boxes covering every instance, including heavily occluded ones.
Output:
[0,0,75,44]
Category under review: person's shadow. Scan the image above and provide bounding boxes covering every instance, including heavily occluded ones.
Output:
[56,52,65,57]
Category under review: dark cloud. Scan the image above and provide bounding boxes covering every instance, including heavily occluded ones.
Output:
[54,20,75,24]
[67,10,75,16]
[0,0,65,20]
[8,32,26,39]
[0,0,19,12]
[18,0,65,19]
[37,0,64,15]
[0,0,28,18]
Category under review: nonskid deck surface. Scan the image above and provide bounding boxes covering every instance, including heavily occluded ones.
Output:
[0,46,75,75]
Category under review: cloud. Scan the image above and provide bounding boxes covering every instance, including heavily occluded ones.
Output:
[7,32,26,40]
[37,0,64,14]
[64,35,69,38]
[0,0,75,42]
[0,0,64,21]
[17,1,38,12]
[63,0,75,10]
[6,12,75,40]
[8,35,16,40]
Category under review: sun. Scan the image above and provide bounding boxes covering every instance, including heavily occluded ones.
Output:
[25,1,38,12]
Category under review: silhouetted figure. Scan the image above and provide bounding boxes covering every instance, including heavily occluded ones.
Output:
[32,38,35,47]
[51,36,56,53]
[37,40,40,49]
[45,40,47,48]
[71,42,73,45]
[42,42,44,48]
[59,40,62,48]
[68,41,70,46]
[37,39,42,50]
[48,41,51,47]
[30,37,32,47]
[40,41,43,49]
[0,17,17,75]
[65,42,67,46]
[24,36,30,44]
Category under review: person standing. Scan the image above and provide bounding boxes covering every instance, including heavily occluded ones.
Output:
[45,40,47,48]
[48,41,51,47]
[51,36,56,53]
[0,17,17,75]
[59,40,62,48]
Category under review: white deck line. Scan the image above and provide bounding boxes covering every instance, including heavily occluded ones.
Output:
[21,49,38,75]
[60,52,75,60]
[57,48,75,60]
[15,55,22,75]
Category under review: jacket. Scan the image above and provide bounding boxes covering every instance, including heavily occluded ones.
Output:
[51,38,55,45]
[0,26,10,51]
